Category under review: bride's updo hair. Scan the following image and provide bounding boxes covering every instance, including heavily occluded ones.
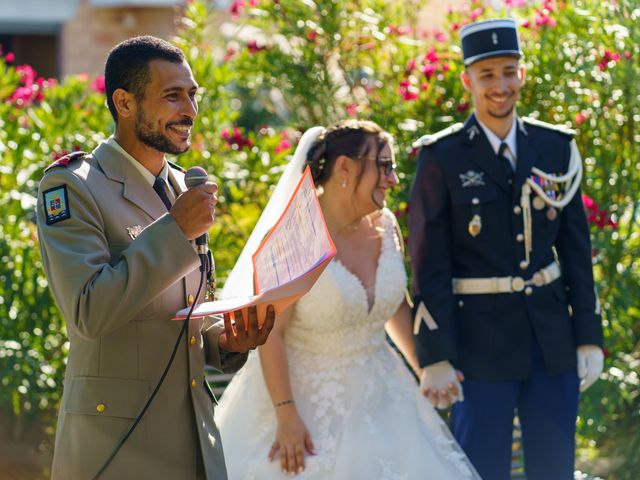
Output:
[306,119,392,186]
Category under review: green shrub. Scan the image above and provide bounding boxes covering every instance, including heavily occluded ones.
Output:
[0,0,638,477]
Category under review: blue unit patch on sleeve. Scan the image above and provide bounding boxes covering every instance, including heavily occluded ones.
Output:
[43,185,71,225]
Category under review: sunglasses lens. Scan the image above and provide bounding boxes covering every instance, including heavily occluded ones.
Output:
[381,161,396,176]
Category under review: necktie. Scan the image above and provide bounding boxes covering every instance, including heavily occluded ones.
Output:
[153,177,172,211]
[498,142,515,186]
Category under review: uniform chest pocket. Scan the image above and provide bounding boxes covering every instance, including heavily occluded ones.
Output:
[450,187,497,239]
[450,186,498,205]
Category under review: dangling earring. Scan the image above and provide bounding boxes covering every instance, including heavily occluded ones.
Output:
[341,180,347,188]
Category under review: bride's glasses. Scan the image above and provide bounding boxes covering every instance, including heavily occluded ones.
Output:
[378,157,397,177]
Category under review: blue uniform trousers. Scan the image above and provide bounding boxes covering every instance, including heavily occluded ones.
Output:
[451,338,580,480]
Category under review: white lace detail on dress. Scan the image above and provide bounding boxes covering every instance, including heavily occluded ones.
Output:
[216,208,480,479]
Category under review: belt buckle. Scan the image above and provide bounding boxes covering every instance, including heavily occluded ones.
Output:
[511,277,525,292]
[532,272,545,287]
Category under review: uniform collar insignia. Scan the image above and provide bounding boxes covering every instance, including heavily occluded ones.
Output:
[467,125,480,141]
[126,225,143,240]
[459,170,485,187]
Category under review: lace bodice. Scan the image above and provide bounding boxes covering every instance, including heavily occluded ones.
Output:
[284,208,407,358]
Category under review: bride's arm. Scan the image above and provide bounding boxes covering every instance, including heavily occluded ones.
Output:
[385,298,422,376]
[258,305,315,475]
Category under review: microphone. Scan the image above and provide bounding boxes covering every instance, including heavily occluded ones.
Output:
[184,166,210,255]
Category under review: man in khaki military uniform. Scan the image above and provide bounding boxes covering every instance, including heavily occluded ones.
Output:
[36,36,274,479]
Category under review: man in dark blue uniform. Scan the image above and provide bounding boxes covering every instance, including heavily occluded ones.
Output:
[409,18,604,480]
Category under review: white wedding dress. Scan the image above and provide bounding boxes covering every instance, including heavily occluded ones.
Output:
[215,208,481,480]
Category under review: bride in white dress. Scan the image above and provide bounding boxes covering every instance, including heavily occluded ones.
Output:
[215,120,481,479]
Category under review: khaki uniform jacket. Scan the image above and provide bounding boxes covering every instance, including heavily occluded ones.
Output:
[36,141,247,479]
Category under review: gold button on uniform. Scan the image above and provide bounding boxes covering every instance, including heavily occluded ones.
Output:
[519,260,529,270]
[189,335,196,347]
[187,294,195,306]
[524,286,533,296]
[96,403,106,413]
[516,233,524,242]
[513,206,522,215]
[191,378,197,389]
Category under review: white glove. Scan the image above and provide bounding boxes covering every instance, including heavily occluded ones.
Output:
[420,360,464,410]
[577,345,604,392]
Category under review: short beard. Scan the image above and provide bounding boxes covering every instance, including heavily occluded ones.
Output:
[135,110,189,155]
[488,104,515,119]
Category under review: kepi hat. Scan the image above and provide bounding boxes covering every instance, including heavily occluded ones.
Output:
[460,18,522,67]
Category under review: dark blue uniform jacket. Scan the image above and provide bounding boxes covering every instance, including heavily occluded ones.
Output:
[409,114,603,380]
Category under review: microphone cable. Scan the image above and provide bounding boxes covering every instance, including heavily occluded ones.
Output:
[92,264,206,480]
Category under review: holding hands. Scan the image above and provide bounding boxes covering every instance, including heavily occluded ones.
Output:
[269,405,316,475]
[420,360,465,410]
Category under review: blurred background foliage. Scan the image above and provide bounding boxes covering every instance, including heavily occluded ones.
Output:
[0,0,638,477]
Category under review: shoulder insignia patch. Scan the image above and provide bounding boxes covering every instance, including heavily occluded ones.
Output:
[42,185,71,225]
[521,117,576,137]
[168,160,186,173]
[45,151,87,173]
[412,123,464,148]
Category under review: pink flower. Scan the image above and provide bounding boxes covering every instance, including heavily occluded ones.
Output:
[421,63,437,80]
[599,49,621,71]
[230,0,244,20]
[424,47,439,64]
[470,7,484,21]
[504,0,527,6]
[275,138,291,154]
[575,112,589,125]
[521,20,531,29]
[90,75,106,93]
[624,51,632,60]
[224,46,236,62]
[582,194,597,211]
[222,127,253,149]
[5,52,15,63]
[406,58,417,72]
[534,10,556,28]
[398,79,419,101]
[16,65,36,87]
[432,29,446,43]
[306,31,318,41]
[247,40,267,54]
[345,103,358,116]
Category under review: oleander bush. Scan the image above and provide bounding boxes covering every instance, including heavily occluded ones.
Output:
[0,0,637,477]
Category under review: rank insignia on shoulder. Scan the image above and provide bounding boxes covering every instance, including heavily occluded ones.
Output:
[43,185,71,225]
[44,151,87,173]
[412,123,464,148]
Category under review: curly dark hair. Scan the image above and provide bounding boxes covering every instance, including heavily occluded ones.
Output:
[305,119,393,189]
[104,35,185,123]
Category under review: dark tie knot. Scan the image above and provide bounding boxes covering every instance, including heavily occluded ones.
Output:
[498,142,508,158]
